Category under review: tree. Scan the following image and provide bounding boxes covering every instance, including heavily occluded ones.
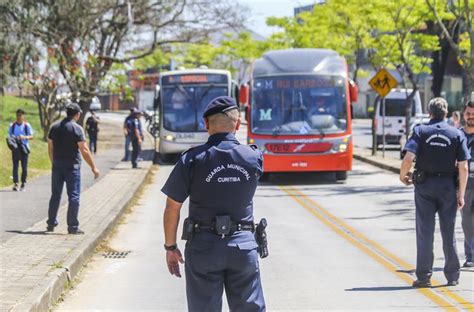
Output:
[3,0,244,125]
[426,0,474,101]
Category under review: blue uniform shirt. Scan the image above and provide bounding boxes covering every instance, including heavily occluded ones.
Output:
[404,119,470,173]
[161,132,263,242]
[8,122,33,148]
[48,118,86,167]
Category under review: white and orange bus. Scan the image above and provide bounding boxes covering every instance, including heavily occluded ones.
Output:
[244,49,358,180]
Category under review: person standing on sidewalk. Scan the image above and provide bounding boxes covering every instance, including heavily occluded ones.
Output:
[123,108,136,161]
[162,96,266,311]
[461,100,474,268]
[46,103,100,235]
[85,110,100,154]
[130,110,143,169]
[400,97,470,287]
[8,109,34,191]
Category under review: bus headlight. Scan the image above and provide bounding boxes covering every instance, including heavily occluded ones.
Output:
[338,144,348,152]
[164,135,174,141]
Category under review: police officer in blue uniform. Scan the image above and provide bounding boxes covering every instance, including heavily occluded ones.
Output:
[129,110,143,168]
[461,100,474,268]
[400,97,470,287]
[161,96,266,311]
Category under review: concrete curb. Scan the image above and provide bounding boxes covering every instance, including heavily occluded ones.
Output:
[12,164,154,312]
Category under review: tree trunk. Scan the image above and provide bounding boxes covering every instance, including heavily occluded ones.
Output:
[78,98,92,126]
[404,88,417,141]
[431,40,450,97]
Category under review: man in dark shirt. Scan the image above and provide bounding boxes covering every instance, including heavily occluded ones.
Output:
[85,110,100,154]
[400,97,470,287]
[46,103,100,234]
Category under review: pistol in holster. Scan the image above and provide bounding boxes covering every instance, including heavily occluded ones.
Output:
[181,218,195,241]
[412,170,426,185]
[255,218,269,259]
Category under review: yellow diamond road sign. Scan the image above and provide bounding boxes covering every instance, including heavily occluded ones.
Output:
[369,68,398,98]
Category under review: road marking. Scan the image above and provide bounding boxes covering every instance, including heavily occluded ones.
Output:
[280,185,474,312]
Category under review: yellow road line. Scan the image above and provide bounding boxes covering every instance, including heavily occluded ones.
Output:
[280,185,474,311]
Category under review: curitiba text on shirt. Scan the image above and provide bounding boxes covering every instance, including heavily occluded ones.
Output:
[206,164,250,182]
[426,133,452,147]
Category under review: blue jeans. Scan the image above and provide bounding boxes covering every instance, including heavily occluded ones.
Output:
[88,131,98,153]
[47,165,81,231]
[124,135,131,160]
[12,149,28,184]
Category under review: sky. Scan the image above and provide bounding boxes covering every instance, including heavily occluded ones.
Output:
[237,0,319,37]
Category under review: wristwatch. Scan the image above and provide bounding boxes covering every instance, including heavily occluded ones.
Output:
[164,244,177,251]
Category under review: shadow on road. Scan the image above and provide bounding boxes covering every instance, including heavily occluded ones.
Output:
[345,286,413,291]
[5,230,66,236]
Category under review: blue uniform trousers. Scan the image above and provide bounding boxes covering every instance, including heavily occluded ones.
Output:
[47,165,81,232]
[12,149,28,184]
[131,138,141,168]
[124,134,131,160]
[184,235,265,312]
[462,191,474,262]
[414,177,460,282]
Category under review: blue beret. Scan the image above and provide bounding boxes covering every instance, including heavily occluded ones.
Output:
[202,96,238,118]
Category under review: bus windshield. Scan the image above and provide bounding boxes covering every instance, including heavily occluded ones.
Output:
[161,74,228,132]
[251,76,348,135]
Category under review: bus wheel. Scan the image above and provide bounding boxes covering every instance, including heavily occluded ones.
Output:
[335,171,348,181]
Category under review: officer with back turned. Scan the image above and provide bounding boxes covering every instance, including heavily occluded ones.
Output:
[400,97,470,287]
[161,96,266,311]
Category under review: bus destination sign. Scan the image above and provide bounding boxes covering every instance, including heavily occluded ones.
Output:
[162,74,227,85]
[255,76,335,89]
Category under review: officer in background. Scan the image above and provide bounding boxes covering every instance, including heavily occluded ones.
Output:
[400,97,470,287]
[46,103,100,234]
[123,108,136,161]
[85,110,100,154]
[129,110,143,168]
[161,96,266,311]
[461,100,474,268]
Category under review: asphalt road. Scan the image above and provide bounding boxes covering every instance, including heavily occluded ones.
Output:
[56,127,473,311]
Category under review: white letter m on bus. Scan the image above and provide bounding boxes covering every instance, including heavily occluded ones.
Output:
[259,109,272,121]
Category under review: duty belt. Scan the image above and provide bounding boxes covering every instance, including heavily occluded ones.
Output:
[181,216,255,240]
[193,220,255,233]
[424,172,456,178]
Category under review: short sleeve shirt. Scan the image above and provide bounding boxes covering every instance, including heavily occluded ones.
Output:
[48,118,86,167]
[404,119,470,173]
[161,132,263,220]
[9,122,33,148]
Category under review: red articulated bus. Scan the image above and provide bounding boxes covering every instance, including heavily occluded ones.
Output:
[244,49,358,180]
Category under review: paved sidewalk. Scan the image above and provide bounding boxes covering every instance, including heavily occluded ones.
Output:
[0,132,155,311]
[353,146,401,174]
[0,120,124,243]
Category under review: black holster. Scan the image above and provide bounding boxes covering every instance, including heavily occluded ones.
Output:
[181,218,195,241]
[412,170,426,185]
[255,218,269,259]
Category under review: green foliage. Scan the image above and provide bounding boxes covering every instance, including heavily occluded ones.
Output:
[0,96,51,187]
